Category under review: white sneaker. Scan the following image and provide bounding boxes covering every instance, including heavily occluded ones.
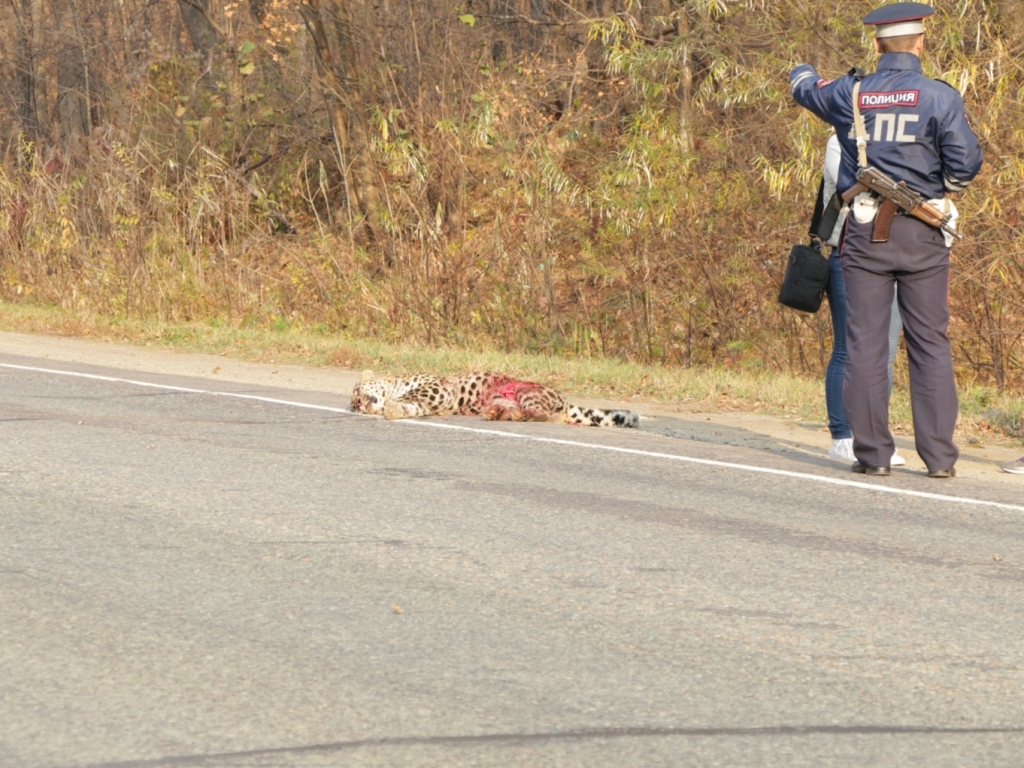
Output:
[1001,456,1024,475]
[829,438,855,462]
[890,449,906,466]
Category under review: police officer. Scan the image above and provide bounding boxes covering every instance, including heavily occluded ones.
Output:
[790,3,983,478]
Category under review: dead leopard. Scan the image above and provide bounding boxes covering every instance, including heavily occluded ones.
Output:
[350,371,640,428]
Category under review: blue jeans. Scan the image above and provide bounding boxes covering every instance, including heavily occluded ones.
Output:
[826,252,852,439]
[826,250,903,439]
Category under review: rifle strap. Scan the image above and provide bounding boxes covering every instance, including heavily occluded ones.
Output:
[851,81,869,169]
[872,198,898,242]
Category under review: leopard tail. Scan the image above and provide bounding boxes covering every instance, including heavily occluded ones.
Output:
[566,405,640,428]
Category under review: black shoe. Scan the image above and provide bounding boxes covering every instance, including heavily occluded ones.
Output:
[927,467,956,478]
[852,461,891,476]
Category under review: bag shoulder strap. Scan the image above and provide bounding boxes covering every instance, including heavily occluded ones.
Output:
[809,175,826,240]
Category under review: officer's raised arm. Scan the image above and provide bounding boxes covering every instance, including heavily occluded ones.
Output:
[937,88,983,193]
[789,64,850,124]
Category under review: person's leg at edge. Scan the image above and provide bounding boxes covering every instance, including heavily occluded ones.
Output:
[825,250,854,461]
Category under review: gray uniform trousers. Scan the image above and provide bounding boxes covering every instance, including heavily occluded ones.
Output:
[840,213,959,471]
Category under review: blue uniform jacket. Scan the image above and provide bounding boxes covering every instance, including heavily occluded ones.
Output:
[790,52,983,200]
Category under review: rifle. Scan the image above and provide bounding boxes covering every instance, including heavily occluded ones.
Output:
[852,166,961,242]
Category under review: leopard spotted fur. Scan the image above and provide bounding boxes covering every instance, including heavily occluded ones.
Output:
[350,371,640,428]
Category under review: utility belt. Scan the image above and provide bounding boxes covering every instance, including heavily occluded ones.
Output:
[839,186,958,247]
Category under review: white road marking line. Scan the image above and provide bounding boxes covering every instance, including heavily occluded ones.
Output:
[3,361,1023,513]
[0,362,351,413]
[399,419,1024,511]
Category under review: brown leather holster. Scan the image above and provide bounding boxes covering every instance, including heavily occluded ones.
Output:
[871,198,899,243]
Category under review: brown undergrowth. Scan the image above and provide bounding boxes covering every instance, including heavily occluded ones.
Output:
[0,2,1020,409]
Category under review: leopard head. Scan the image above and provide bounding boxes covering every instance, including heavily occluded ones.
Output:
[350,371,388,415]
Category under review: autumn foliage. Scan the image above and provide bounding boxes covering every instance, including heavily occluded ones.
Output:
[0,1,1021,388]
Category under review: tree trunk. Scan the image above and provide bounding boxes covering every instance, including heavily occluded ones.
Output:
[676,10,694,153]
[54,0,93,144]
[324,0,359,78]
[248,0,289,96]
[13,0,44,141]
[298,0,382,243]
[176,0,221,77]
[527,0,550,50]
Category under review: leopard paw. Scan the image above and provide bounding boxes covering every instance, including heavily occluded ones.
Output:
[517,408,549,422]
[484,403,512,421]
[383,402,408,420]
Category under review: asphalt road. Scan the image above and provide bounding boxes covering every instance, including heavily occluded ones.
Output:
[2,353,1024,768]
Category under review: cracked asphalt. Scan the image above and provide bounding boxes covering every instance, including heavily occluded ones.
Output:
[2,343,1024,768]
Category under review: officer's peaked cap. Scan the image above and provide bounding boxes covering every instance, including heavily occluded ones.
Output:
[863,2,934,38]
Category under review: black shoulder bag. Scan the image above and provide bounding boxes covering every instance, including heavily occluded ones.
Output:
[777,175,832,313]
[778,69,864,314]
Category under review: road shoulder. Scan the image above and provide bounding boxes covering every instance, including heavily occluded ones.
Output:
[2,329,1020,483]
